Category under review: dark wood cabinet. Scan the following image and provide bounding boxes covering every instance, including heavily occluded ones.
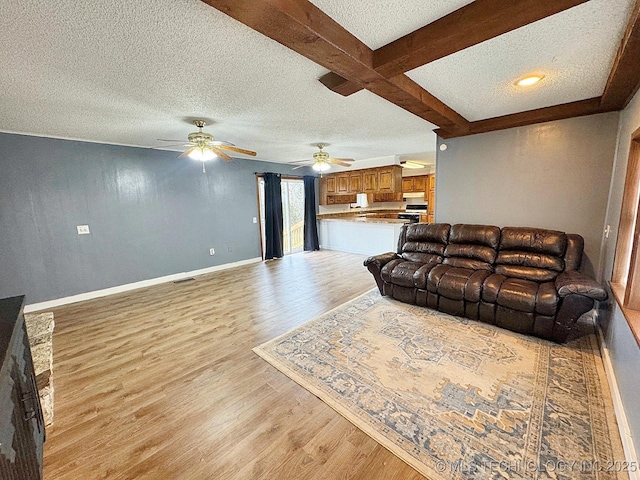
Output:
[326,176,336,194]
[401,175,428,194]
[363,170,377,193]
[348,172,362,194]
[336,173,349,194]
[377,165,402,193]
[0,296,45,480]
[318,165,402,204]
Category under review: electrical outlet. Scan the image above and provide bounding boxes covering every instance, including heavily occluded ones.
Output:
[227,246,233,253]
[209,248,215,255]
[77,225,90,235]
[253,217,257,224]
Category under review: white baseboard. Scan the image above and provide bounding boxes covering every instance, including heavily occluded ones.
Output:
[24,257,262,313]
[596,324,640,480]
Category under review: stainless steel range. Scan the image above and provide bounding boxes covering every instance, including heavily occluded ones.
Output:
[397,204,428,223]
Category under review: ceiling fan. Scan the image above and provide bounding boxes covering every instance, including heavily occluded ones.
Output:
[291,144,355,173]
[156,120,257,172]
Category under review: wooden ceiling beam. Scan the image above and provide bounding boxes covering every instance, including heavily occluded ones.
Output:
[322,0,589,97]
[601,0,640,110]
[202,0,470,131]
[435,97,615,139]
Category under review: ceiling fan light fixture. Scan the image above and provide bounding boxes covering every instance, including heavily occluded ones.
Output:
[313,162,330,172]
[188,146,216,162]
[514,74,545,87]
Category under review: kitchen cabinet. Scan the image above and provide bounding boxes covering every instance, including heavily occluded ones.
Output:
[336,173,349,194]
[326,176,336,194]
[402,175,428,194]
[377,165,402,193]
[427,174,436,221]
[363,170,377,193]
[349,172,362,194]
[319,165,403,205]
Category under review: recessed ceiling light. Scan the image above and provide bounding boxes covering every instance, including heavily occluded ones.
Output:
[515,74,545,87]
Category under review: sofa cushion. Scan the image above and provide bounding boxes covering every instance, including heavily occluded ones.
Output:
[401,223,450,264]
[426,265,491,303]
[496,227,567,282]
[499,227,567,256]
[443,224,500,271]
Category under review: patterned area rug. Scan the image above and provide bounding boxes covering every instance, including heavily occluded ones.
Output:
[254,290,628,480]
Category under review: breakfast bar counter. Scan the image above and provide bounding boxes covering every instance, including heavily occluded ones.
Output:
[318,216,409,256]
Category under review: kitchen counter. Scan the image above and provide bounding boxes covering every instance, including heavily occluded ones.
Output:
[319,216,408,224]
[318,217,405,256]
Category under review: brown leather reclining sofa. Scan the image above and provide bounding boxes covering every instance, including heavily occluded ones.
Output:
[364,223,607,343]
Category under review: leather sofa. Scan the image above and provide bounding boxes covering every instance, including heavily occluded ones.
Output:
[364,223,607,343]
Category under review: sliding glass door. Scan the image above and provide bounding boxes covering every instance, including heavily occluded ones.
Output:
[257,177,305,257]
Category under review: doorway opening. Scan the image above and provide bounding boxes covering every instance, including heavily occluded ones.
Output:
[257,176,305,258]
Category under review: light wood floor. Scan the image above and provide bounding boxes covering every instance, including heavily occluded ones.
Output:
[43,250,425,480]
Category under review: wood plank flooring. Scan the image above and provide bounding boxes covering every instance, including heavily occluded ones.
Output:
[42,250,425,479]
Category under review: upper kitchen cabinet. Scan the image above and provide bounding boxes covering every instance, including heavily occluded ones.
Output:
[402,175,428,194]
[377,165,402,193]
[336,173,349,194]
[363,170,377,193]
[349,172,362,194]
[326,176,336,194]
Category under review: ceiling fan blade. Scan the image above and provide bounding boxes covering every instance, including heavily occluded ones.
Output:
[217,145,257,156]
[151,143,189,149]
[210,140,235,147]
[179,146,198,158]
[330,160,353,167]
[330,158,355,162]
[157,139,184,142]
[291,165,307,170]
[212,147,233,162]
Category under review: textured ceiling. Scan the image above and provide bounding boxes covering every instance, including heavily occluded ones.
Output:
[0,0,634,165]
[406,0,635,121]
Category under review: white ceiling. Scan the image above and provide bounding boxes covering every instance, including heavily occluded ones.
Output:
[0,0,634,166]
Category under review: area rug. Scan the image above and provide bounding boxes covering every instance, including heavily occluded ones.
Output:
[253,289,629,479]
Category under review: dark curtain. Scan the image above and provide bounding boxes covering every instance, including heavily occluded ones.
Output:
[263,173,284,260]
[303,175,320,251]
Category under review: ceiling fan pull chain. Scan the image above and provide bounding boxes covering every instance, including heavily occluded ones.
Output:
[202,162,206,173]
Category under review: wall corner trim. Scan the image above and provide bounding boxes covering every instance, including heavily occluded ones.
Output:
[597,324,640,479]
[23,257,262,313]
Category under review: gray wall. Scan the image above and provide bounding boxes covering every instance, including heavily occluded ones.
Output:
[435,112,619,277]
[0,132,306,304]
[600,89,640,463]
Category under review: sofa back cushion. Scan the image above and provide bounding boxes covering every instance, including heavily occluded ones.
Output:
[443,224,500,271]
[495,227,567,281]
[401,223,450,264]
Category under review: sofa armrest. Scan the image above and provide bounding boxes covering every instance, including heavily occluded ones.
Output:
[555,271,607,301]
[364,252,399,295]
[364,252,399,271]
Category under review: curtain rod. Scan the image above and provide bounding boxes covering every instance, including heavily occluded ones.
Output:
[253,172,317,179]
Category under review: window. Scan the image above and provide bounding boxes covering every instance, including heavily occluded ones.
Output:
[611,125,640,345]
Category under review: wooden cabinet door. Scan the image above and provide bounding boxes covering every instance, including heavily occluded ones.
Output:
[363,170,377,193]
[428,186,435,216]
[349,172,362,193]
[402,177,414,192]
[326,176,336,194]
[336,173,349,194]
[413,175,427,192]
[378,165,401,192]
[378,167,394,192]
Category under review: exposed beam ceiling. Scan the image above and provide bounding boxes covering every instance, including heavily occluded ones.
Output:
[435,98,615,138]
[600,0,640,109]
[201,0,470,132]
[204,0,630,139]
[319,0,590,98]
